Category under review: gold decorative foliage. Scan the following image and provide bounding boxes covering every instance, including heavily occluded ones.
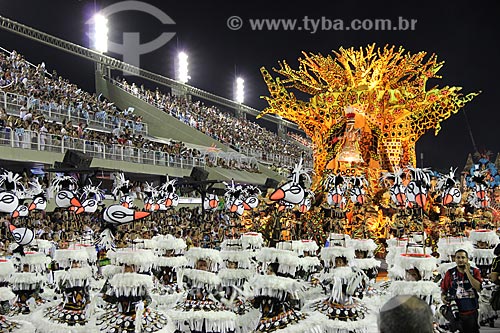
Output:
[259,44,479,188]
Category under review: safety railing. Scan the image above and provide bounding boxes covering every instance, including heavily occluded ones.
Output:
[0,126,205,170]
[239,146,313,169]
[0,91,148,136]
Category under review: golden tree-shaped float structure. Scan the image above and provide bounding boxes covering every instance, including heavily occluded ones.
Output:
[259,44,479,190]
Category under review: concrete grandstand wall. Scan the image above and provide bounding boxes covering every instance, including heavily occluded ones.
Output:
[0,146,192,178]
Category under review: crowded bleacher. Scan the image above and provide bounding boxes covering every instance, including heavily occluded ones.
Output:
[112,77,313,167]
[0,49,271,172]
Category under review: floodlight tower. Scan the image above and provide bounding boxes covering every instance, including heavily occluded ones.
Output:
[172,51,191,97]
[93,13,108,53]
[176,51,190,84]
[234,77,245,119]
[235,77,245,103]
[92,13,108,76]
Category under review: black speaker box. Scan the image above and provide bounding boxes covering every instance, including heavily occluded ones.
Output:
[63,150,93,168]
[190,167,209,182]
[264,177,280,189]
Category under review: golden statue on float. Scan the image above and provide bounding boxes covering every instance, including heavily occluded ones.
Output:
[258,44,479,191]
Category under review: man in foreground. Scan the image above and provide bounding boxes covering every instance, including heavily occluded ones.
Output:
[441,249,482,333]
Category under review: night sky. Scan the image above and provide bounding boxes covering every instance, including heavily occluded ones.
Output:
[1,0,498,172]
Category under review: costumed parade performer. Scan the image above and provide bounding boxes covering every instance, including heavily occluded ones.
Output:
[348,238,381,282]
[250,245,324,333]
[218,238,260,333]
[306,242,372,333]
[150,234,188,310]
[31,247,94,332]
[0,258,36,332]
[97,248,175,333]
[9,249,50,316]
[469,229,499,278]
[167,247,237,333]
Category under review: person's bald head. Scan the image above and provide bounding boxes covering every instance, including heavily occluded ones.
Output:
[378,295,433,333]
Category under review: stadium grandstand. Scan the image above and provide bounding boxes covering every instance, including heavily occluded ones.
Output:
[0,14,315,212]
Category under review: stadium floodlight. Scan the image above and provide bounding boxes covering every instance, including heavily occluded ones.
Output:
[235,77,245,103]
[93,13,108,53]
[177,51,190,84]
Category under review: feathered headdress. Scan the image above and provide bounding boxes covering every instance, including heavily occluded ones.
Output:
[380,167,407,207]
[405,166,433,208]
[27,178,45,198]
[348,175,369,205]
[325,173,348,208]
[81,179,105,202]
[0,169,26,199]
[143,182,159,211]
[112,172,132,199]
[436,167,462,205]
[223,179,246,215]
[158,175,179,209]
[49,174,78,196]
[241,185,261,210]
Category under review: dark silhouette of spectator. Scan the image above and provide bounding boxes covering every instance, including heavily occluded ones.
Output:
[378,295,434,333]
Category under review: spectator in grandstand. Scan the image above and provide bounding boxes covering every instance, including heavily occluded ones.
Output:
[0,107,6,128]
[0,49,146,136]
